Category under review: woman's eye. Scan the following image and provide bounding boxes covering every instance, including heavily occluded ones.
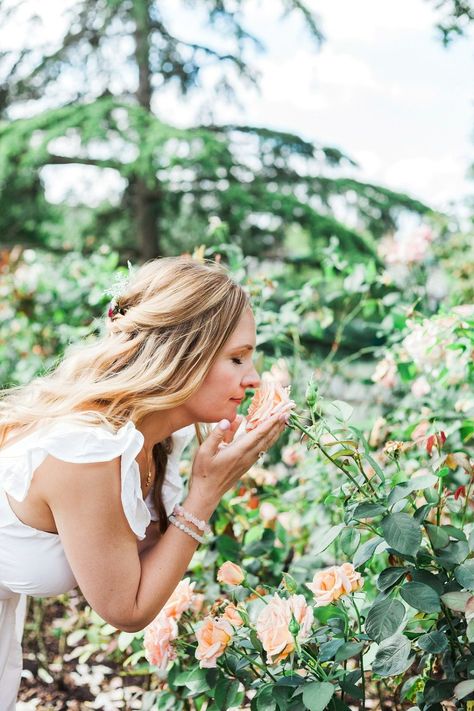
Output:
[231,358,243,365]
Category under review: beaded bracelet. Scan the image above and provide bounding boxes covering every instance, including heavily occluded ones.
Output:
[168,515,206,544]
[172,504,211,535]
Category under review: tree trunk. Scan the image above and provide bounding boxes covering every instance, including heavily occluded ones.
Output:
[132,0,160,259]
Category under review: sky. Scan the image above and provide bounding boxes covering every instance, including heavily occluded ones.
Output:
[3,0,473,216]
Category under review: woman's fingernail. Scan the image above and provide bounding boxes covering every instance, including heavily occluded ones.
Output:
[219,419,231,431]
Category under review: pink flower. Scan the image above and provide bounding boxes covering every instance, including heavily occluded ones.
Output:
[306,565,358,607]
[217,562,245,586]
[246,375,295,431]
[260,502,278,523]
[144,612,178,672]
[372,356,397,388]
[189,593,205,615]
[163,578,196,620]
[195,616,233,668]
[281,445,302,467]
[222,603,245,628]
[256,593,313,664]
[411,376,431,398]
[269,359,291,387]
[339,563,364,593]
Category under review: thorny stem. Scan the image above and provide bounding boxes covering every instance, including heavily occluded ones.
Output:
[291,417,378,499]
[349,597,366,711]
[461,477,474,528]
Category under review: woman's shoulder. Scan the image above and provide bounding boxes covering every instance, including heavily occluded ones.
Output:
[0,415,144,502]
[1,414,143,458]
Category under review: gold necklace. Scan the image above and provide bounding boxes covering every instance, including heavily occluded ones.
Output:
[145,448,153,488]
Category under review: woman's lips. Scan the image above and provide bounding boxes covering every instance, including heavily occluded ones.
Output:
[231,398,243,403]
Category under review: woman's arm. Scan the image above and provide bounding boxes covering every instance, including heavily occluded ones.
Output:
[41,412,286,632]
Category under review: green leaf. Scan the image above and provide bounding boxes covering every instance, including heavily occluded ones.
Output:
[256,685,277,711]
[216,535,240,562]
[417,630,449,653]
[174,668,210,694]
[425,524,450,550]
[400,582,441,613]
[435,540,469,569]
[215,678,242,710]
[365,598,405,643]
[312,523,345,556]
[340,527,361,557]
[380,513,421,557]
[353,535,384,568]
[335,641,365,662]
[372,634,413,677]
[410,569,443,595]
[441,590,471,611]
[353,502,386,519]
[376,567,408,592]
[454,560,474,590]
[319,639,345,661]
[423,680,456,703]
[454,679,474,700]
[302,681,335,711]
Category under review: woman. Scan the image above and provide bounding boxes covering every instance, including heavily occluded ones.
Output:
[0,257,290,708]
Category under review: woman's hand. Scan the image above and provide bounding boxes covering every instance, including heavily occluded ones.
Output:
[188,412,288,510]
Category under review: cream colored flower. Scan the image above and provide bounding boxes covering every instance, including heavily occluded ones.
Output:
[260,502,278,523]
[217,561,245,586]
[256,593,313,664]
[195,616,233,668]
[222,603,245,628]
[163,578,196,620]
[339,563,364,593]
[144,612,178,672]
[281,445,302,467]
[246,374,295,431]
[306,565,353,607]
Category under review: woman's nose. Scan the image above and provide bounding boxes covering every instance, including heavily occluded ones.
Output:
[243,366,260,389]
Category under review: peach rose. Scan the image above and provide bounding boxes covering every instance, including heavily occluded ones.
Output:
[163,578,196,619]
[288,594,314,641]
[217,561,245,586]
[260,501,278,523]
[281,445,302,467]
[190,593,206,615]
[144,612,178,672]
[195,616,233,668]
[245,374,295,431]
[222,603,244,628]
[269,358,291,387]
[256,593,313,664]
[339,563,364,593]
[306,565,353,607]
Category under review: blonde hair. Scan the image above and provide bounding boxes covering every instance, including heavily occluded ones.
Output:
[0,257,249,531]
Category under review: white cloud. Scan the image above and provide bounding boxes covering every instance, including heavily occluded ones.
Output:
[312,0,437,42]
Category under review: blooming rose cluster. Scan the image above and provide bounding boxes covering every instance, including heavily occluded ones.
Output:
[143,578,196,673]
[372,309,473,392]
[306,563,363,607]
[378,225,434,266]
[192,561,364,669]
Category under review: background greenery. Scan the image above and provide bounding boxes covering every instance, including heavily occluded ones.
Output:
[1,0,473,709]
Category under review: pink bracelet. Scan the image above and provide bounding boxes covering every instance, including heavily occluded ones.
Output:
[172,504,211,535]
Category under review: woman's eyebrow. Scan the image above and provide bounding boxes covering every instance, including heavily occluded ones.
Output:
[229,344,254,352]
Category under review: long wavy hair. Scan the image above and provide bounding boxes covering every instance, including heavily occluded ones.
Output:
[0,257,249,532]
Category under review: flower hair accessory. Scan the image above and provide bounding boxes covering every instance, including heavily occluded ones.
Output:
[105,261,135,320]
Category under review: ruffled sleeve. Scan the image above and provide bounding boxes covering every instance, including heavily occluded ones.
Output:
[0,420,151,540]
[144,425,195,521]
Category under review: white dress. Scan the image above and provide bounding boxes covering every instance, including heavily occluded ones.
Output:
[0,419,195,710]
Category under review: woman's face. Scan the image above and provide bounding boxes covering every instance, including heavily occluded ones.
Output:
[184,307,261,423]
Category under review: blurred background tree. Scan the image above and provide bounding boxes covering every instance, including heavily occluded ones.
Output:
[0,0,431,260]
